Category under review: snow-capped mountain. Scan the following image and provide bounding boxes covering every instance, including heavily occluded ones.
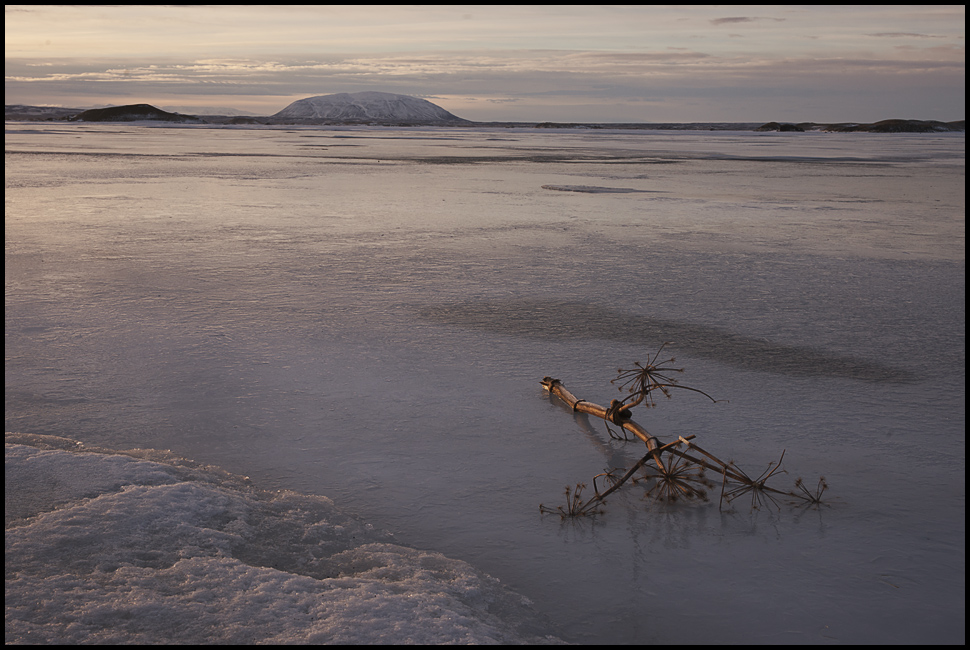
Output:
[272,92,468,123]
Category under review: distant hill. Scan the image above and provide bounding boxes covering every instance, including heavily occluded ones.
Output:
[756,119,965,133]
[71,104,201,123]
[271,92,470,124]
[4,104,84,121]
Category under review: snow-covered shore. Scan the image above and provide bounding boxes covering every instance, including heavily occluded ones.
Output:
[5,433,564,645]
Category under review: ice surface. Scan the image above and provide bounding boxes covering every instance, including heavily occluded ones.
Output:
[5,123,965,644]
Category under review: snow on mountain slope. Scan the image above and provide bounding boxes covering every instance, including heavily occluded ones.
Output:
[272,92,468,123]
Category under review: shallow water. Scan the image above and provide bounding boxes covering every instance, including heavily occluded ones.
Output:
[5,123,965,643]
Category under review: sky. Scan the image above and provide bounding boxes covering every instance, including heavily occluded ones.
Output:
[4,5,965,123]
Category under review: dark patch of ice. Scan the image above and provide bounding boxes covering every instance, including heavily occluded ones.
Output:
[417,298,914,382]
[541,184,659,194]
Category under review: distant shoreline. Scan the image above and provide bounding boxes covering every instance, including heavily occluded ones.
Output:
[4,103,965,133]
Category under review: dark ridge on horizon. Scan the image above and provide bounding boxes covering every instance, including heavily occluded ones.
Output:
[756,118,965,133]
[4,102,965,132]
[70,104,202,123]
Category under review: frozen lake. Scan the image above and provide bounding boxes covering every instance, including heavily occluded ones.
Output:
[5,123,965,643]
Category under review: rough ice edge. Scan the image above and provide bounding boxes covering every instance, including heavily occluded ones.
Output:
[5,432,566,645]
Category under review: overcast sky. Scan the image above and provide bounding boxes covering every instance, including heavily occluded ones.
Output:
[5,5,965,122]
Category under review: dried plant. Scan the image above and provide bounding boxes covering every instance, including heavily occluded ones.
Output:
[540,351,827,519]
[539,483,605,518]
[604,419,637,441]
[610,342,719,416]
[637,452,712,503]
[719,451,789,511]
[792,476,829,507]
[592,468,623,495]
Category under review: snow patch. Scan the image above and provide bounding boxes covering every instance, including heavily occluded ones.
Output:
[5,433,563,645]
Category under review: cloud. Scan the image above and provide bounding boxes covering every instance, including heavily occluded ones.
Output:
[4,6,963,122]
[6,48,963,106]
[866,32,948,38]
